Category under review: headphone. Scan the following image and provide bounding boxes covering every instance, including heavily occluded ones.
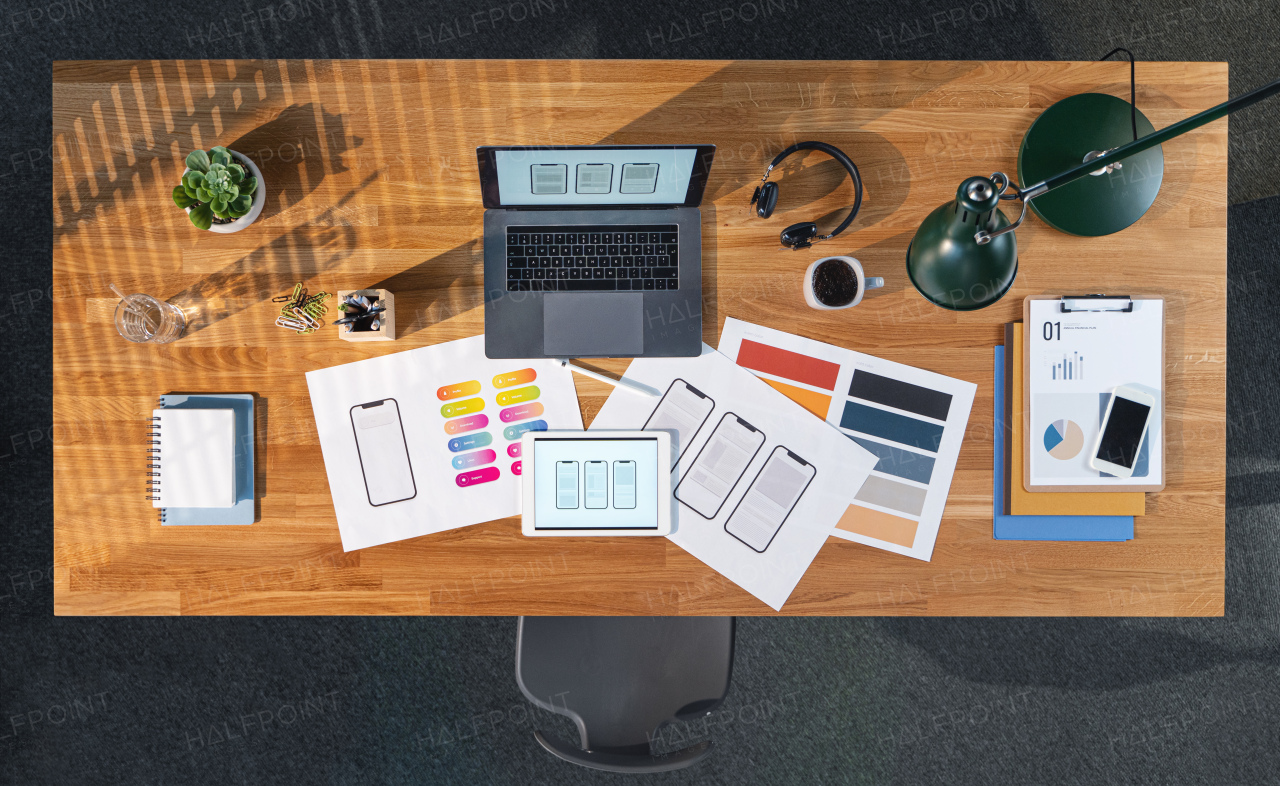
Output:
[750,141,864,250]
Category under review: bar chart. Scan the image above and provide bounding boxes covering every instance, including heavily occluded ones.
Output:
[1049,351,1084,381]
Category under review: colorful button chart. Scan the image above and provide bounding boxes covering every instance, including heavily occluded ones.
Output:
[504,420,547,441]
[495,386,540,406]
[437,380,480,400]
[507,442,522,458]
[443,414,488,434]
[511,460,522,475]
[448,432,492,452]
[1044,419,1085,460]
[500,402,544,422]
[493,368,537,389]
[441,397,484,418]
[452,449,497,470]
[456,467,501,487]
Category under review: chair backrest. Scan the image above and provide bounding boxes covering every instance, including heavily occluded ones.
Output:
[516,616,735,773]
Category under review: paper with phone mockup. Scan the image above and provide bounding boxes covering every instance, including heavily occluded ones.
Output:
[717,318,976,562]
[305,336,582,551]
[590,345,877,610]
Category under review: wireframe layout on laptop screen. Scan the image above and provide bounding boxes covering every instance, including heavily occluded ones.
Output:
[480,146,709,206]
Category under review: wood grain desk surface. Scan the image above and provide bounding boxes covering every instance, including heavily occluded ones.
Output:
[52,60,1227,616]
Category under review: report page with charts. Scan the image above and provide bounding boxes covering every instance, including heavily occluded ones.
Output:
[590,345,877,610]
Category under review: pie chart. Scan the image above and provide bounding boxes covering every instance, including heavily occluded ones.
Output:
[1043,419,1084,460]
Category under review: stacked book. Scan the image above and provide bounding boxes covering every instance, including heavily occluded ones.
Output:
[147,394,255,525]
[994,324,1139,541]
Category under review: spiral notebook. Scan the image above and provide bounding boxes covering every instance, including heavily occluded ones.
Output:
[149,394,255,525]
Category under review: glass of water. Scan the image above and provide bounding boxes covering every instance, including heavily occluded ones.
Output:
[113,293,186,343]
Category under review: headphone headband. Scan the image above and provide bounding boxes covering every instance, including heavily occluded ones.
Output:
[756,141,863,247]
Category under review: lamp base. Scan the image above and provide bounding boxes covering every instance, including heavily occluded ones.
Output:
[1018,93,1164,237]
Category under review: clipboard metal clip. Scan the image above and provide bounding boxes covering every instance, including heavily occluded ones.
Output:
[1059,294,1133,313]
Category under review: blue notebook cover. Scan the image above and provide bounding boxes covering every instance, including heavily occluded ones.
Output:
[993,346,1133,541]
[157,394,255,525]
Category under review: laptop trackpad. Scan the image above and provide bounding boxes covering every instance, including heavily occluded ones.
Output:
[543,293,645,357]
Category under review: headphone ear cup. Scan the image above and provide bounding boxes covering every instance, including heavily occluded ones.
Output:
[780,222,818,250]
[755,181,779,218]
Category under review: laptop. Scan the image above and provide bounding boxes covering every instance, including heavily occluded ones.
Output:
[478,145,715,359]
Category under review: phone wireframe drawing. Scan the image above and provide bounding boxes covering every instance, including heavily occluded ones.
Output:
[673,412,765,519]
[349,399,416,507]
[584,460,608,509]
[556,461,579,509]
[724,446,816,552]
[643,378,715,469]
[613,460,637,509]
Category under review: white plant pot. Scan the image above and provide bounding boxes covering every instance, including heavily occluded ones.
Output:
[182,149,266,233]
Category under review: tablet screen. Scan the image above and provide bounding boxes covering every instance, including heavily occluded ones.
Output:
[532,437,660,529]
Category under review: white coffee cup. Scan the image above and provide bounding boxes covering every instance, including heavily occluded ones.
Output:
[803,256,884,310]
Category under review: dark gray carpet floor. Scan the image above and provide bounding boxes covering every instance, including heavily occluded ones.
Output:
[3,1,1278,783]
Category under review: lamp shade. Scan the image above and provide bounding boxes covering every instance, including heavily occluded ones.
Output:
[905,176,1018,311]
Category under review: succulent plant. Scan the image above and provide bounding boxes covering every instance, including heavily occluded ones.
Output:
[171,146,258,230]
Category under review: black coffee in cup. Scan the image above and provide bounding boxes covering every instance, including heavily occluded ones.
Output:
[812,258,859,307]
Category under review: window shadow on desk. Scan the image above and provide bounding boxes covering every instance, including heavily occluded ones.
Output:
[225,103,364,224]
[362,60,941,340]
[169,170,381,335]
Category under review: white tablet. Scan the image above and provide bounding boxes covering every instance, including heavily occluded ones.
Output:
[521,430,671,537]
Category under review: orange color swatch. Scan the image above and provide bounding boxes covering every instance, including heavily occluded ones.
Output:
[835,504,918,548]
[762,378,833,419]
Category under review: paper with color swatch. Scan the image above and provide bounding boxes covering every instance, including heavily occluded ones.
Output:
[306,336,582,551]
[717,318,975,561]
[591,345,877,610]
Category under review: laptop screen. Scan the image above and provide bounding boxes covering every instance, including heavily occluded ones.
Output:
[477,145,715,208]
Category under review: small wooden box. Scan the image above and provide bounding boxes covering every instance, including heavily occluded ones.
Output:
[336,289,395,341]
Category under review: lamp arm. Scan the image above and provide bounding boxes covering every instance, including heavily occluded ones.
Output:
[974,74,1280,245]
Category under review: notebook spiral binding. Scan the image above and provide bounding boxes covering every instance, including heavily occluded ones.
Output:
[148,402,164,515]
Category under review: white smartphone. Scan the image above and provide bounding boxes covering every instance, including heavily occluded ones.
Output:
[584,460,608,509]
[349,399,416,507]
[643,378,715,469]
[1089,385,1156,478]
[725,446,816,553]
[674,413,766,519]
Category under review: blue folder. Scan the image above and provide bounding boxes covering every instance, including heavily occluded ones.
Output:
[993,346,1133,541]
[157,393,256,525]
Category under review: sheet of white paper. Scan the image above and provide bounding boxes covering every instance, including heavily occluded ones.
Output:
[1026,299,1163,487]
[590,345,877,611]
[717,318,976,562]
[305,336,582,551]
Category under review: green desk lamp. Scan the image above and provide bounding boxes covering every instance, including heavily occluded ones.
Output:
[905,74,1280,310]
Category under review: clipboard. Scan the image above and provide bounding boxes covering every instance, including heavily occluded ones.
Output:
[1022,294,1165,493]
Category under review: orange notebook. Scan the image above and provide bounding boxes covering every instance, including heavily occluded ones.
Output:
[1007,323,1145,516]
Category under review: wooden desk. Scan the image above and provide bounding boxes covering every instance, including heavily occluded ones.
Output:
[53,60,1226,616]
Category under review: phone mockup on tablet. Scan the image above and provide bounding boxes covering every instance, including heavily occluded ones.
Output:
[674,413,765,519]
[349,399,416,507]
[724,446,815,552]
[556,461,579,508]
[643,378,715,469]
[522,431,671,537]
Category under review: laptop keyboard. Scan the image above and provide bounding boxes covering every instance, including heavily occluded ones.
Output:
[504,224,679,291]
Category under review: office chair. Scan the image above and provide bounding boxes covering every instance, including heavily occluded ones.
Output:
[515,616,735,773]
